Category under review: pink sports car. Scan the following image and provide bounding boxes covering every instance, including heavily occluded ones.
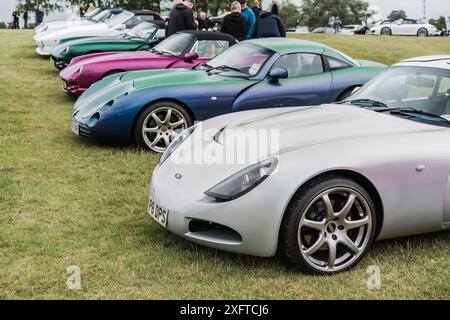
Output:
[59,31,237,96]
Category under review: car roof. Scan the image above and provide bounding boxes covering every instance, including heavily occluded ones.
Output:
[394,55,450,70]
[245,37,330,55]
[177,31,238,44]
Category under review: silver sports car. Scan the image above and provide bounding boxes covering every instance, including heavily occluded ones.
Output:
[148,56,450,274]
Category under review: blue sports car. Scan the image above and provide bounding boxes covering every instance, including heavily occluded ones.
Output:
[72,38,385,152]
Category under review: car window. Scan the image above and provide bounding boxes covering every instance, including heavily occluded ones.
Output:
[124,16,142,28]
[378,73,436,99]
[326,56,352,71]
[438,77,450,94]
[192,40,230,58]
[139,15,156,22]
[272,53,324,78]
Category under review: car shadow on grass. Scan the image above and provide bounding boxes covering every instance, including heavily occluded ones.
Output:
[138,222,450,275]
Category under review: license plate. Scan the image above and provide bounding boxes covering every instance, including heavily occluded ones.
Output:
[148,198,169,227]
[71,120,79,135]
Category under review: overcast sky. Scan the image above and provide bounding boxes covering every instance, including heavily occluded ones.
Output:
[1,0,450,25]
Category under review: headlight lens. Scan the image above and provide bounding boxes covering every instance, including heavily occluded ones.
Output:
[158,125,196,165]
[205,158,278,201]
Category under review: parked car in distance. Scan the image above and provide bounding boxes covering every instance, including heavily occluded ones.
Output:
[71,38,385,152]
[60,31,237,97]
[148,55,450,274]
[370,19,440,36]
[341,25,370,35]
[34,7,107,34]
[34,10,163,56]
[51,21,166,70]
[311,27,336,34]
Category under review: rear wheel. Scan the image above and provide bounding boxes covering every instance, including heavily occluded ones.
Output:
[133,101,193,153]
[381,27,391,36]
[280,175,377,274]
[417,28,428,37]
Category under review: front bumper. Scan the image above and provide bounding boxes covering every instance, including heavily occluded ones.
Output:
[148,164,285,257]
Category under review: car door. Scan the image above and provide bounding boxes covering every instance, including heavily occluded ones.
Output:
[233,52,332,112]
[398,19,417,35]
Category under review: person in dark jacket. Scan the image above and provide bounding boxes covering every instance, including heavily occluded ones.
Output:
[23,10,28,29]
[167,0,197,37]
[251,0,262,17]
[253,10,286,38]
[12,9,20,29]
[271,0,279,16]
[220,1,248,41]
[197,12,212,30]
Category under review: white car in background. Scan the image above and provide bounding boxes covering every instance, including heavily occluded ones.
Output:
[370,19,439,36]
[34,11,161,56]
[34,8,120,35]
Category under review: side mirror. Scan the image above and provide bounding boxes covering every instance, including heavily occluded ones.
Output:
[114,24,126,30]
[351,86,361,95]
[184,52,199,62]
[269,68,288,82]
[445,88,450,97]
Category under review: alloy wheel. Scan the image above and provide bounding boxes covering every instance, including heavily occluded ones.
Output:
[298,187,372,273]
[141,106,188,153]
[417,28,428,37]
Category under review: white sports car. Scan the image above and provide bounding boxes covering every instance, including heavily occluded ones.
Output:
[34,10,162,56]
[370,18,439,36]
[34,8,119,35]
[148,56,450,274]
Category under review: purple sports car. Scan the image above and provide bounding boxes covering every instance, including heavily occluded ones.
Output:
[59,31,237,96]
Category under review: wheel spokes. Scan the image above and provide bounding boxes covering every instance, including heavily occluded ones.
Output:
[303,236,325,256]
[328,241,337,267]
[345,216,369,230]
[336,193,356,218]
[341,235,360,254]
[321,193,335,219]
[302,218,325,231]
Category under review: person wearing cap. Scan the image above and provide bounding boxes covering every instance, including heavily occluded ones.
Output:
[167,0,197,36]
[220,1,248,41]
[238,0,255,39]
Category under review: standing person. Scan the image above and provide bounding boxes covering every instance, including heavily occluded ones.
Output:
[253,10,286,38]
[271,0,279,16]
[252,0,261,17]
[167,0,197,37]
[23,10,28,29]
[79,3,86,18]
[197,12,212,31]
[12,9,20,29]
[87,3,96,14]
[220,1,248,41]
[238,0,255,39]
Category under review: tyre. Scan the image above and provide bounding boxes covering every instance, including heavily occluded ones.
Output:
[134,101,193,153]
[380,27,391,36]
[417,28,428,37]
[280,175,377,274]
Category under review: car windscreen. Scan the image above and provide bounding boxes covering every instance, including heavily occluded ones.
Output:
[199,42,275,78]
[126,22,158,39]
[152,33,195,56]
[106,11,134,27]
[91,10,114,23]
[348,66,450,125]
[85,8,102,19]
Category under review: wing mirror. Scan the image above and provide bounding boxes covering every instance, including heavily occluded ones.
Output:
[184,52,199,62]
[269,68,288,82]
[446,89,450,97]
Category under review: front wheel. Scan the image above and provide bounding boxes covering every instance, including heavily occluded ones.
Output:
[380,27,391,36]
[280,176,377,274]
[134,101,193,153]
[417,28,428,37]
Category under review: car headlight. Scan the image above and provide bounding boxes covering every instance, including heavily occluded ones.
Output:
[205,158,278,201]
[158,125,196,165]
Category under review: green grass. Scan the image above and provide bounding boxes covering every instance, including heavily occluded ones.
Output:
[0,30,449,299]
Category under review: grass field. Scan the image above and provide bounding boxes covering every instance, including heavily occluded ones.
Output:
[0,30,449,299]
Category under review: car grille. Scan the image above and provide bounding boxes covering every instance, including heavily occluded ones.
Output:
[78,124,93,138]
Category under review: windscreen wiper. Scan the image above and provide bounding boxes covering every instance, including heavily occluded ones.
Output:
[206,65,242,73]
[377,107,450,124]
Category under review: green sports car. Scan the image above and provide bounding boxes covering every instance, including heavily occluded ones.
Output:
[50,21,166,70]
